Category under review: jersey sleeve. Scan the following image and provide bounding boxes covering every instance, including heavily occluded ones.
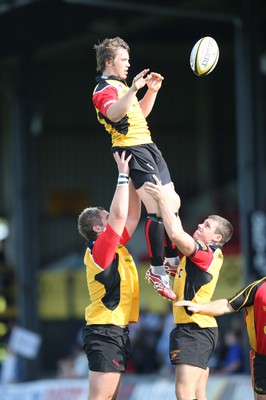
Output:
[92,224,130,269]
[188,240,214,271]
[93,84,118,116]
[228,280,259,311]
[92,224,120,269]
[120,227,130,246]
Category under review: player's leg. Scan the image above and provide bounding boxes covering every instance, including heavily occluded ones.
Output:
[161,181,181,212]
[152,156,181,272]
[136,185,176,301]
[163,230,180,277]
[120,144,179,300]
[251,350,266,400]
[195,367,209,400]
[83,325,130,400]
[140,188,165,267]
[170,325,217,400]
[139,183,180,269]
[161,181,181,276]
[113,146,168,273]
[88,370,122,400]
[175,363,204,400]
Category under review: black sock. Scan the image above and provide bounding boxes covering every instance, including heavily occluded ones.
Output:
[145,214,164,266]
[164,229,178,258]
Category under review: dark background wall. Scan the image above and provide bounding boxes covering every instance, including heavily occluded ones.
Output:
[0,0,241,263]
[0,0,265,379]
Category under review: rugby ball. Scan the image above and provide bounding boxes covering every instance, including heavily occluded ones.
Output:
[190,36,219,76]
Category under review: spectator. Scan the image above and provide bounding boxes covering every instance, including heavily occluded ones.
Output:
[211,327,244,375]
[57,345,87,379]
[130,310,163,374]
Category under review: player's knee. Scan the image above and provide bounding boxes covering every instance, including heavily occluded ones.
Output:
[175,387,191,400]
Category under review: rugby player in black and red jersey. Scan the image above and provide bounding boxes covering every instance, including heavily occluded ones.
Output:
[92,37,180,301]
[177,277,266,400]
[145,175,233,400]
[78,151,140,400]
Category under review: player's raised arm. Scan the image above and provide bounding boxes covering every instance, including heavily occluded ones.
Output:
[125,180,141,238]
[107,69,149,122]
[139,72,164,118]
[108,151,132,236]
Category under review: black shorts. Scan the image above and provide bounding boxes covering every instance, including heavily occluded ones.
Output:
[169,323,218,369]
[111,143,172,189]
[250,349,266,395]
[82,324,131,373]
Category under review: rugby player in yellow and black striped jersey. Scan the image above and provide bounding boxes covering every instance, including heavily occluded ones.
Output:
[92,36,180,301]
[177,277,266,400]
[144,175,233,400]
[78,151,141,400]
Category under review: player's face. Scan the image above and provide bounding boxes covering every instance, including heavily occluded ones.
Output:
[98,210,109,229]
[111,48,130,80]
[193,218,220,243]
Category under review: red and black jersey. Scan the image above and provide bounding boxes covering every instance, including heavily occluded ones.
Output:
[91,223,130,270]
[173,240,224,328]
[92,75,152,147]
[228,276,266,355]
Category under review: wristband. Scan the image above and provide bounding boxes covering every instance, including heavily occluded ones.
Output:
[117,173,129,186]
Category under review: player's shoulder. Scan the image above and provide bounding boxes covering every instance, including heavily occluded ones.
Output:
[94,78,110,93]
[193,240,221,255]
[195,240,209,251]
[94,77,123,94]
[188,240,209,259]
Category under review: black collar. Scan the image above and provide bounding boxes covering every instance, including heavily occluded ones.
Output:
[95,75,126,84]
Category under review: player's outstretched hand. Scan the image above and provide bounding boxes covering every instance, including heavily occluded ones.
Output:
[144,175,166,201]
[113,151,132,176]
[132,69,150,91]
[145,72,164,92]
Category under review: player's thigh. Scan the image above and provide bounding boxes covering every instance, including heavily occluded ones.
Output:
[136,185,160,214]
[175,364,204,399]
[162,182,181,212]
[88,370,122,400]
[136,181,180,214]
